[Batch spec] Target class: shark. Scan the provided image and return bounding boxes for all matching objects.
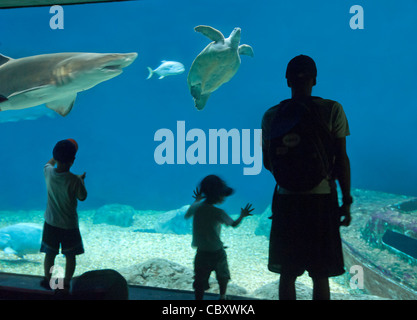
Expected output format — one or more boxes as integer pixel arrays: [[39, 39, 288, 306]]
[[0, 52, 138, 117]]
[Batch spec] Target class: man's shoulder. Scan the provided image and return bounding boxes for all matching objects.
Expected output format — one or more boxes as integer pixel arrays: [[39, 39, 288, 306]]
[[262, 101, 285, 124], [265, 99, 291, 113], [263, 97, 343, 122], [314, 97, 342, 109], [263, 104, 279, 116]]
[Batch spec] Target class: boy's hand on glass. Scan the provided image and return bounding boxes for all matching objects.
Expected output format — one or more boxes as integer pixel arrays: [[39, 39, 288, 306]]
[[192, 187, 205, 202], [241, 203, 254, 217]]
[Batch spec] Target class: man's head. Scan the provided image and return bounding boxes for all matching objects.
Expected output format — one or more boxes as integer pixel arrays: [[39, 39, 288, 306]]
[[286, 55, 317, 91], [199, 175, 234, 204], [53, 139, 77, 164]]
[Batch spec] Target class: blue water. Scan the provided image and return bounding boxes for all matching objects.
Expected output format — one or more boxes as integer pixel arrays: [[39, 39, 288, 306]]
[[0, 0, 416, 213]]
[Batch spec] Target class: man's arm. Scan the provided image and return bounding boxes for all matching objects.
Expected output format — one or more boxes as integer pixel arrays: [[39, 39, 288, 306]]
[[333, 137, 352, 226], [261, 110, 273, 172], [262, 146, 271, 172]]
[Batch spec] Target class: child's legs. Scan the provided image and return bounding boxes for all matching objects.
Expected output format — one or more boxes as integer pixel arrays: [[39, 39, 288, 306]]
[[65, 254, 76, 284], [214, 249, 231, 298], [193, 251, 213, 300], [44, 253, 57, 280], [40, 223, 60, 282], [218, 278, 228, 296], [193, 269, 211, 300], [61, 227, 84, 284]]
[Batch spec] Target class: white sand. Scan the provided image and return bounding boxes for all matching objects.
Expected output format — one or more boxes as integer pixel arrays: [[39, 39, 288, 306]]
[[0, 209, 351, 297]]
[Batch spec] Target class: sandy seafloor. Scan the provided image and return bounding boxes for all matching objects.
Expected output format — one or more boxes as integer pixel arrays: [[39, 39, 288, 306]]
[[0, 188, 415, 299]]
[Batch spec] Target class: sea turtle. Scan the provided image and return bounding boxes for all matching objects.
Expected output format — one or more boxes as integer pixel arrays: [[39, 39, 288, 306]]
[[187, 25, 254, 110]]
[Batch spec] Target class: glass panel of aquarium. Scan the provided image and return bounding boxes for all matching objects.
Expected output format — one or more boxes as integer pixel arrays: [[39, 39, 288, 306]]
[[0, 0, 416, 300]]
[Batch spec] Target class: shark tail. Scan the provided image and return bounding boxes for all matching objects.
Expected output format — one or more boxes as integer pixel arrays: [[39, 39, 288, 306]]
[[146, 67, 154, 80]]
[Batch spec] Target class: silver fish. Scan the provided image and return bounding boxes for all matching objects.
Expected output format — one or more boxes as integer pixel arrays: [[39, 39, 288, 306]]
[[147, 60, 185, 79]]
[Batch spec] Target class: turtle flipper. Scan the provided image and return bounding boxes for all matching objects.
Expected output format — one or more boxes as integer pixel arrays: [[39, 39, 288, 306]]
[[190, 83, 202, 100], [194, 25, 225, 42], [194, 93, 210, 111], [238, 44, 254, 57]]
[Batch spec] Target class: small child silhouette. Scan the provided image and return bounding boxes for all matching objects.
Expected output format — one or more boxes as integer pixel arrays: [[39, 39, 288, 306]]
[[185, 175, 253, 300]]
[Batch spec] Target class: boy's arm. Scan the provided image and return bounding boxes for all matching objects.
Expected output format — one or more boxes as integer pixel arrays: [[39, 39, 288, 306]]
[[185, 188, 204, 219], [46, 158, 56, 167], [78, 181, 87, 201], [184, 206, 194, 220], [74, 172, 87, 201], [230, 203, 254, 227]]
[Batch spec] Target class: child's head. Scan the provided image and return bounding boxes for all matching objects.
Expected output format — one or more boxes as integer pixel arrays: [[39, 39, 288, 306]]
[[199, 175, 234, 204], [66, 138, 78, 152], [53, 139, 77, 165]]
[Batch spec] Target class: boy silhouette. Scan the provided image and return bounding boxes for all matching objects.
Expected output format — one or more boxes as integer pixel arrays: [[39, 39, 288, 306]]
[[40, 139, 87, 292]]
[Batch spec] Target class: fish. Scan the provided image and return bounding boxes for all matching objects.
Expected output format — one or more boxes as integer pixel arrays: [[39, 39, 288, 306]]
[[146, 60, 185, 79], [0, 52, 138, 117], [0, 223, 42, 258]]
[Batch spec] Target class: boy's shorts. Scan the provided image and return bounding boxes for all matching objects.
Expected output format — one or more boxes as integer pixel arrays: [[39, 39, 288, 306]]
[[40, 222, 84, 256], [193, 248, 231, 291]]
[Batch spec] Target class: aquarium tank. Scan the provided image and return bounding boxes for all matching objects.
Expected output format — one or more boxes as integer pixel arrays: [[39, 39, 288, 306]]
[[0, 0, 416, 300]]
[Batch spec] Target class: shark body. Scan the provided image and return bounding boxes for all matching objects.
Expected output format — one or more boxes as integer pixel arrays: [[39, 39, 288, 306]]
[[0, 52, 137, 116]]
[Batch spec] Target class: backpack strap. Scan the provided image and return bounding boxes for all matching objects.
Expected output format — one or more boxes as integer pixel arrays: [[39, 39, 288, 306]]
[[301, 96, 332, 137], [300, 96, 335, 180]]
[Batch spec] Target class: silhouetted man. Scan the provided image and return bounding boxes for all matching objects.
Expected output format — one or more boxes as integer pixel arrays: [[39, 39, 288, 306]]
[[262, 55, 352, 300]]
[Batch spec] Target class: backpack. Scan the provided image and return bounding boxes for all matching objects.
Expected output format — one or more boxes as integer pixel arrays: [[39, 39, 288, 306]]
[[267, 96, 334, 192]]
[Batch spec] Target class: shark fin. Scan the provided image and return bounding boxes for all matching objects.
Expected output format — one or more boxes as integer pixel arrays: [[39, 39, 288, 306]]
[[46, 94, 77, 117], [9, 85, 54, 100], [0, 54, 12, 67], [0, 95, 8, 103]]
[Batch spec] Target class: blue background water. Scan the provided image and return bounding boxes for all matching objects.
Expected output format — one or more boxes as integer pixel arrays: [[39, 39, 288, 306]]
[[0, 0, 416, 214]]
